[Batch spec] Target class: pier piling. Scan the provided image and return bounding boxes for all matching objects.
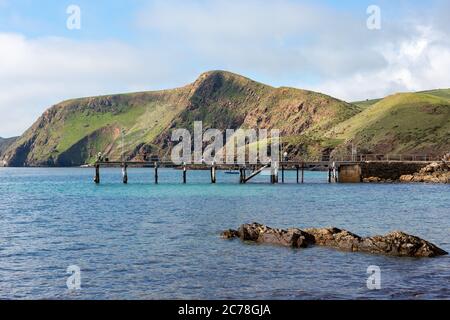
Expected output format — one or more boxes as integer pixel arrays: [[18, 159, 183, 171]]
[[154, 161, 159, 184], [275, 162, 279, 183], [271, 162, 279, 184], [270, 164, 274, 184], [94, 164, 100, 184], [328, 167, 331, 183], [122, 163, 128, 184], [239, 167, 245, 184], [183, 162, 187, 184], [211, 164, 216, 183]]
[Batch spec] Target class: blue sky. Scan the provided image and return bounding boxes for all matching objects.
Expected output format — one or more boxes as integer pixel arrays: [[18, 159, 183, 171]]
[[0, 0, 449, 136]]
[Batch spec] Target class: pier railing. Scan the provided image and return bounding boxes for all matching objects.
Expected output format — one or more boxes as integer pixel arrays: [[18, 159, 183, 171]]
[[290, 153, 444, 163], [93, 152, 444, 166]]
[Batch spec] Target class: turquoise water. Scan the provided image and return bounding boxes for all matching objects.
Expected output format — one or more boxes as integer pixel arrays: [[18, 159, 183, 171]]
[[0, 167, 449, 300]]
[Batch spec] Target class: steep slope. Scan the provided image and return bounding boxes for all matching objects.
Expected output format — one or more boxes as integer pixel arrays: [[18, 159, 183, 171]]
[[3, 88, 192, 166], [2, 71, 358, 166], [327, 91, 450, 157], [155, 71, 360, 159], [0, 137, 18, 159]]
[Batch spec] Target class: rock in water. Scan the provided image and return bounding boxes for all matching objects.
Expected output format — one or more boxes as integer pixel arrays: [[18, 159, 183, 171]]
[[359, 231, 448, 257], [221, 223, 448, 258], [303, 227, 362, 252], [221, 229, 240, 239], [221, 222, 314, 248], [400, 161, 450, 183]]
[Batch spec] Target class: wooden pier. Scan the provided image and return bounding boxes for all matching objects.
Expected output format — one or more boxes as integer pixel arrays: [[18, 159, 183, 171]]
[[92, 158, 435, 184], [92, 160, 326, 184]]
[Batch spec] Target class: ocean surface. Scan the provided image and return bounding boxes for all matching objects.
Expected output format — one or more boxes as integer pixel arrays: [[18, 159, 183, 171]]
[[0, 167, 448, 300]]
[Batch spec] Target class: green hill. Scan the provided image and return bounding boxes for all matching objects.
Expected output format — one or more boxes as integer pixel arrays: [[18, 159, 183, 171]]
[[328, 90, 450, 157], [1, 71, 359, 166], [2, 72, 449, 166]]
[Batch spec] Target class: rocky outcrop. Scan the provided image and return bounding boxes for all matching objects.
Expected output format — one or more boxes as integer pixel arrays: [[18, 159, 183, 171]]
[[400, 161, 450, 183], [222, 224, 315, 248], [358, 231, 447, 257], [222, 223, 448, 258], [303, 227, 362, 251]]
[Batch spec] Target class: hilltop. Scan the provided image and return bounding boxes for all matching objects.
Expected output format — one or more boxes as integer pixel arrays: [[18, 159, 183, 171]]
[[1, 71, 449, 166]]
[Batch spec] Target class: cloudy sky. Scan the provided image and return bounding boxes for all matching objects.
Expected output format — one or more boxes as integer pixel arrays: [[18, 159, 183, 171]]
[[0, 0, 449, 137]]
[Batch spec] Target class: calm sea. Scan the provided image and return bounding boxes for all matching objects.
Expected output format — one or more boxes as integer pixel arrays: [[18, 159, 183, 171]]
[[0, 167, 449, 299]]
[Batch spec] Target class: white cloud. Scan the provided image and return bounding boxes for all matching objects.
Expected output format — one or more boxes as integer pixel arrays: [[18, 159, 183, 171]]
[[309, 26, 450, 101], [137, 0, 450, 101], [1, 0, 449, 136], [0, 33, 189, 137], [136, 0, 389, 78]]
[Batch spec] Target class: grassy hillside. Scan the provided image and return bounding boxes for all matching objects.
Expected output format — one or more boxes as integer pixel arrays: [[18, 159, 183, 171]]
[[3, 86, 192, 166], [2, 72, 449, 166], [2, 71, 358, 166], [328, 91, 450, 156], [418, 88, 450, 100], [156, 71, 360, 160]]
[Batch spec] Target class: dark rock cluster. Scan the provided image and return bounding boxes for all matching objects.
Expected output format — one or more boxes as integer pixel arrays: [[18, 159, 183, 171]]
[[222, 223, 448, 258]]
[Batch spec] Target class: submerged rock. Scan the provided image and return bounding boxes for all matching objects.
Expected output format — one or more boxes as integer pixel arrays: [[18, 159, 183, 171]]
[[222, 223, 448, 258]]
